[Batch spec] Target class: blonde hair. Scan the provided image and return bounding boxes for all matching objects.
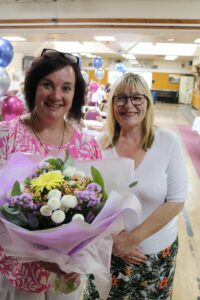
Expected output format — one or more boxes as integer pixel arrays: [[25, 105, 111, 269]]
[[102, 72, 154, 150]]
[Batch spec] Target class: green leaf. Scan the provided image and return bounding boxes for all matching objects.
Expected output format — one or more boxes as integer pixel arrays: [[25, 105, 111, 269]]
[[66, 281, 77, 293], [65, 149, 69, 161], [129, 181, 138, 188], [26, 212, 39, 229], [11, 181, 21, 196], [91, 166, 108, 200], [91, 166, 104, 188], [0, 205, 28, 227], [45, 158, 62, 170], [62, 156, 74, 171], [0, 203, 20, 215], [57, 158, 64, 166]]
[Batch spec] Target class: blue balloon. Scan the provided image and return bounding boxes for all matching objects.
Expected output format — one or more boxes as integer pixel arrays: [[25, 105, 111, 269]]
[[116, 62, 125, 73], [93, 57, 103, 69], [95, 68, 104, 80], [0, 38, 14, 67]]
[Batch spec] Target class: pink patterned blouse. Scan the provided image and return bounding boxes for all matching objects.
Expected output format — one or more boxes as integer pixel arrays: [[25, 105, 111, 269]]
[[0, 116, 101, 293]]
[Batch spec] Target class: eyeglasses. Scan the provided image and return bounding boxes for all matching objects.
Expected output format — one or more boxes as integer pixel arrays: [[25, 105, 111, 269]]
[[41, 48, 79, 65], [112, 93, 147, 107]]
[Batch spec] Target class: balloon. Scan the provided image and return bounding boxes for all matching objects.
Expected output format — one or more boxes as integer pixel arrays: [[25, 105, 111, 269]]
[[1, 96, 24, 121], [0, 67, 10, 96], [89, 82, 98, 93], [93, 57, 103, 69], [115, 62, 125, 73], [81, 70, 89, 83], [0, 38, 14, 68], [95, 68, 104, 81]]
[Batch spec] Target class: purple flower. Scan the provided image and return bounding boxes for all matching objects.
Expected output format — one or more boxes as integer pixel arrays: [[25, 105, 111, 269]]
[[9, 192, 34, 210], [87, 183, 102, 193], [87, 196, 101, 207], [19, 193, 32, 201]]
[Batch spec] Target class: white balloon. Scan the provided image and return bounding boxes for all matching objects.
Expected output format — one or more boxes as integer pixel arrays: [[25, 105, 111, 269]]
[[0, 67, 10, 96], [95, 68, 104, 80]]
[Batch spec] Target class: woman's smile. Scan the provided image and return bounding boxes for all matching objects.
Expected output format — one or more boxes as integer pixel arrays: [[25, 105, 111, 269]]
[[45, 102, 65, 109]]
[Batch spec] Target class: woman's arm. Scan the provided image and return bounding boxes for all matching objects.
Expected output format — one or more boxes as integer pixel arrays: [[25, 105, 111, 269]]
[[113, 201, 184, 264]]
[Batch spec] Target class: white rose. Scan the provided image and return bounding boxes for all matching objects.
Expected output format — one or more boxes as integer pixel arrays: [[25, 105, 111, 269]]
[[48, 189, 62, 200], [60, 204, 69, 212], [72, 214, 85, 221], [47, 197, 61, 210], [40, 205, 52, 216], [74, 170, 85, 177], [63, 166, 77, 177], [51, 210, 65, 224], [61, 195, 78, 208]]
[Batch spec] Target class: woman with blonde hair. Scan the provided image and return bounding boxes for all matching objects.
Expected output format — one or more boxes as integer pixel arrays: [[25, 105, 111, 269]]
[[84, 72, 187, 300]]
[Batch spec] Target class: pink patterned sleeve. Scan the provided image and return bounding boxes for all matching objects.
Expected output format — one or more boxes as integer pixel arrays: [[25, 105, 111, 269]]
[[0, 121, 10, 166], [89, 136, 102, 159], [67, 129, 102, 160], [0, 245, 51, 292]]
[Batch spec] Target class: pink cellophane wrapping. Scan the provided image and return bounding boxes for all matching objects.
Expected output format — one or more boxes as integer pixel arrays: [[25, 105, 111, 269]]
[[0, 152, 141, 300]]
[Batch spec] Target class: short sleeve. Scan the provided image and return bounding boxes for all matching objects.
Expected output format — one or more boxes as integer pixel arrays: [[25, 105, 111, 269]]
[[166, 134, 188, 202]]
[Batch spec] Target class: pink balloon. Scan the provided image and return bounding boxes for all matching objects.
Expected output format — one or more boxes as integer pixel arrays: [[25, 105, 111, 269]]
[[89, 82, 98, 93], [1, 96, 24, 121]]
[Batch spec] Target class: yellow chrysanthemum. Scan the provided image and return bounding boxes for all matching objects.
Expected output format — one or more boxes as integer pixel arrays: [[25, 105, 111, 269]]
[[31, 171, 65, 193]]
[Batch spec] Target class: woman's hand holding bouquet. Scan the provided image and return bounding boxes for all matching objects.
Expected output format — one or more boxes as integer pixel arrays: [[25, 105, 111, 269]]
[[0, 150, 141, 299]]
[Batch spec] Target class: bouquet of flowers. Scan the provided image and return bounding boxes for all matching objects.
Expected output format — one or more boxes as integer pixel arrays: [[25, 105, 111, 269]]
[[0, 151, 141, 299], [0, 150, 108, 231]]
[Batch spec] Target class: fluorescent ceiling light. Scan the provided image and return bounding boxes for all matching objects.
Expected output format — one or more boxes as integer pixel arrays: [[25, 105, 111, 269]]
[[53, 41, 83, 52], [128, 42, 197, 56], [122, 53, 136, 59], [164, 55, 178, 60], [194, 38, 200, 44], [94, 36, 116, 42], [53, 41, 115, 54], [3, 36, 26, 42]]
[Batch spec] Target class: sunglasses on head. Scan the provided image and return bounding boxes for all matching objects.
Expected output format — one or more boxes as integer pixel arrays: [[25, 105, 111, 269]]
[[41, 48, 79, 65]]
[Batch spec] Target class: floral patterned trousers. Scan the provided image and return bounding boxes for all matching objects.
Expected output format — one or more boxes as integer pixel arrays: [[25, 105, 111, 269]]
[[83, 238, 178, 300]]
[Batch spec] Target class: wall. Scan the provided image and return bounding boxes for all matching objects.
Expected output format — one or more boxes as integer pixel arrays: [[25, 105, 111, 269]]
[[88, 69, 108, 85], [152, 72, 180, 91]]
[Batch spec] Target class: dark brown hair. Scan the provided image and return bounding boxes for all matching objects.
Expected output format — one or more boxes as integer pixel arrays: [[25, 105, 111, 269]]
[[24, 52, 86, 121]]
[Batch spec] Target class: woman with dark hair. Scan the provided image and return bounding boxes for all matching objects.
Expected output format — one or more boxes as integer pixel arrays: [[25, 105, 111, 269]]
[[84, 73, 187, 300], [0, 49, 101, 300]]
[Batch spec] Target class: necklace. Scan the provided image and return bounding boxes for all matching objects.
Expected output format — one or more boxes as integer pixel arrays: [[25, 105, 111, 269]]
[[30, 113, 66, 154]]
